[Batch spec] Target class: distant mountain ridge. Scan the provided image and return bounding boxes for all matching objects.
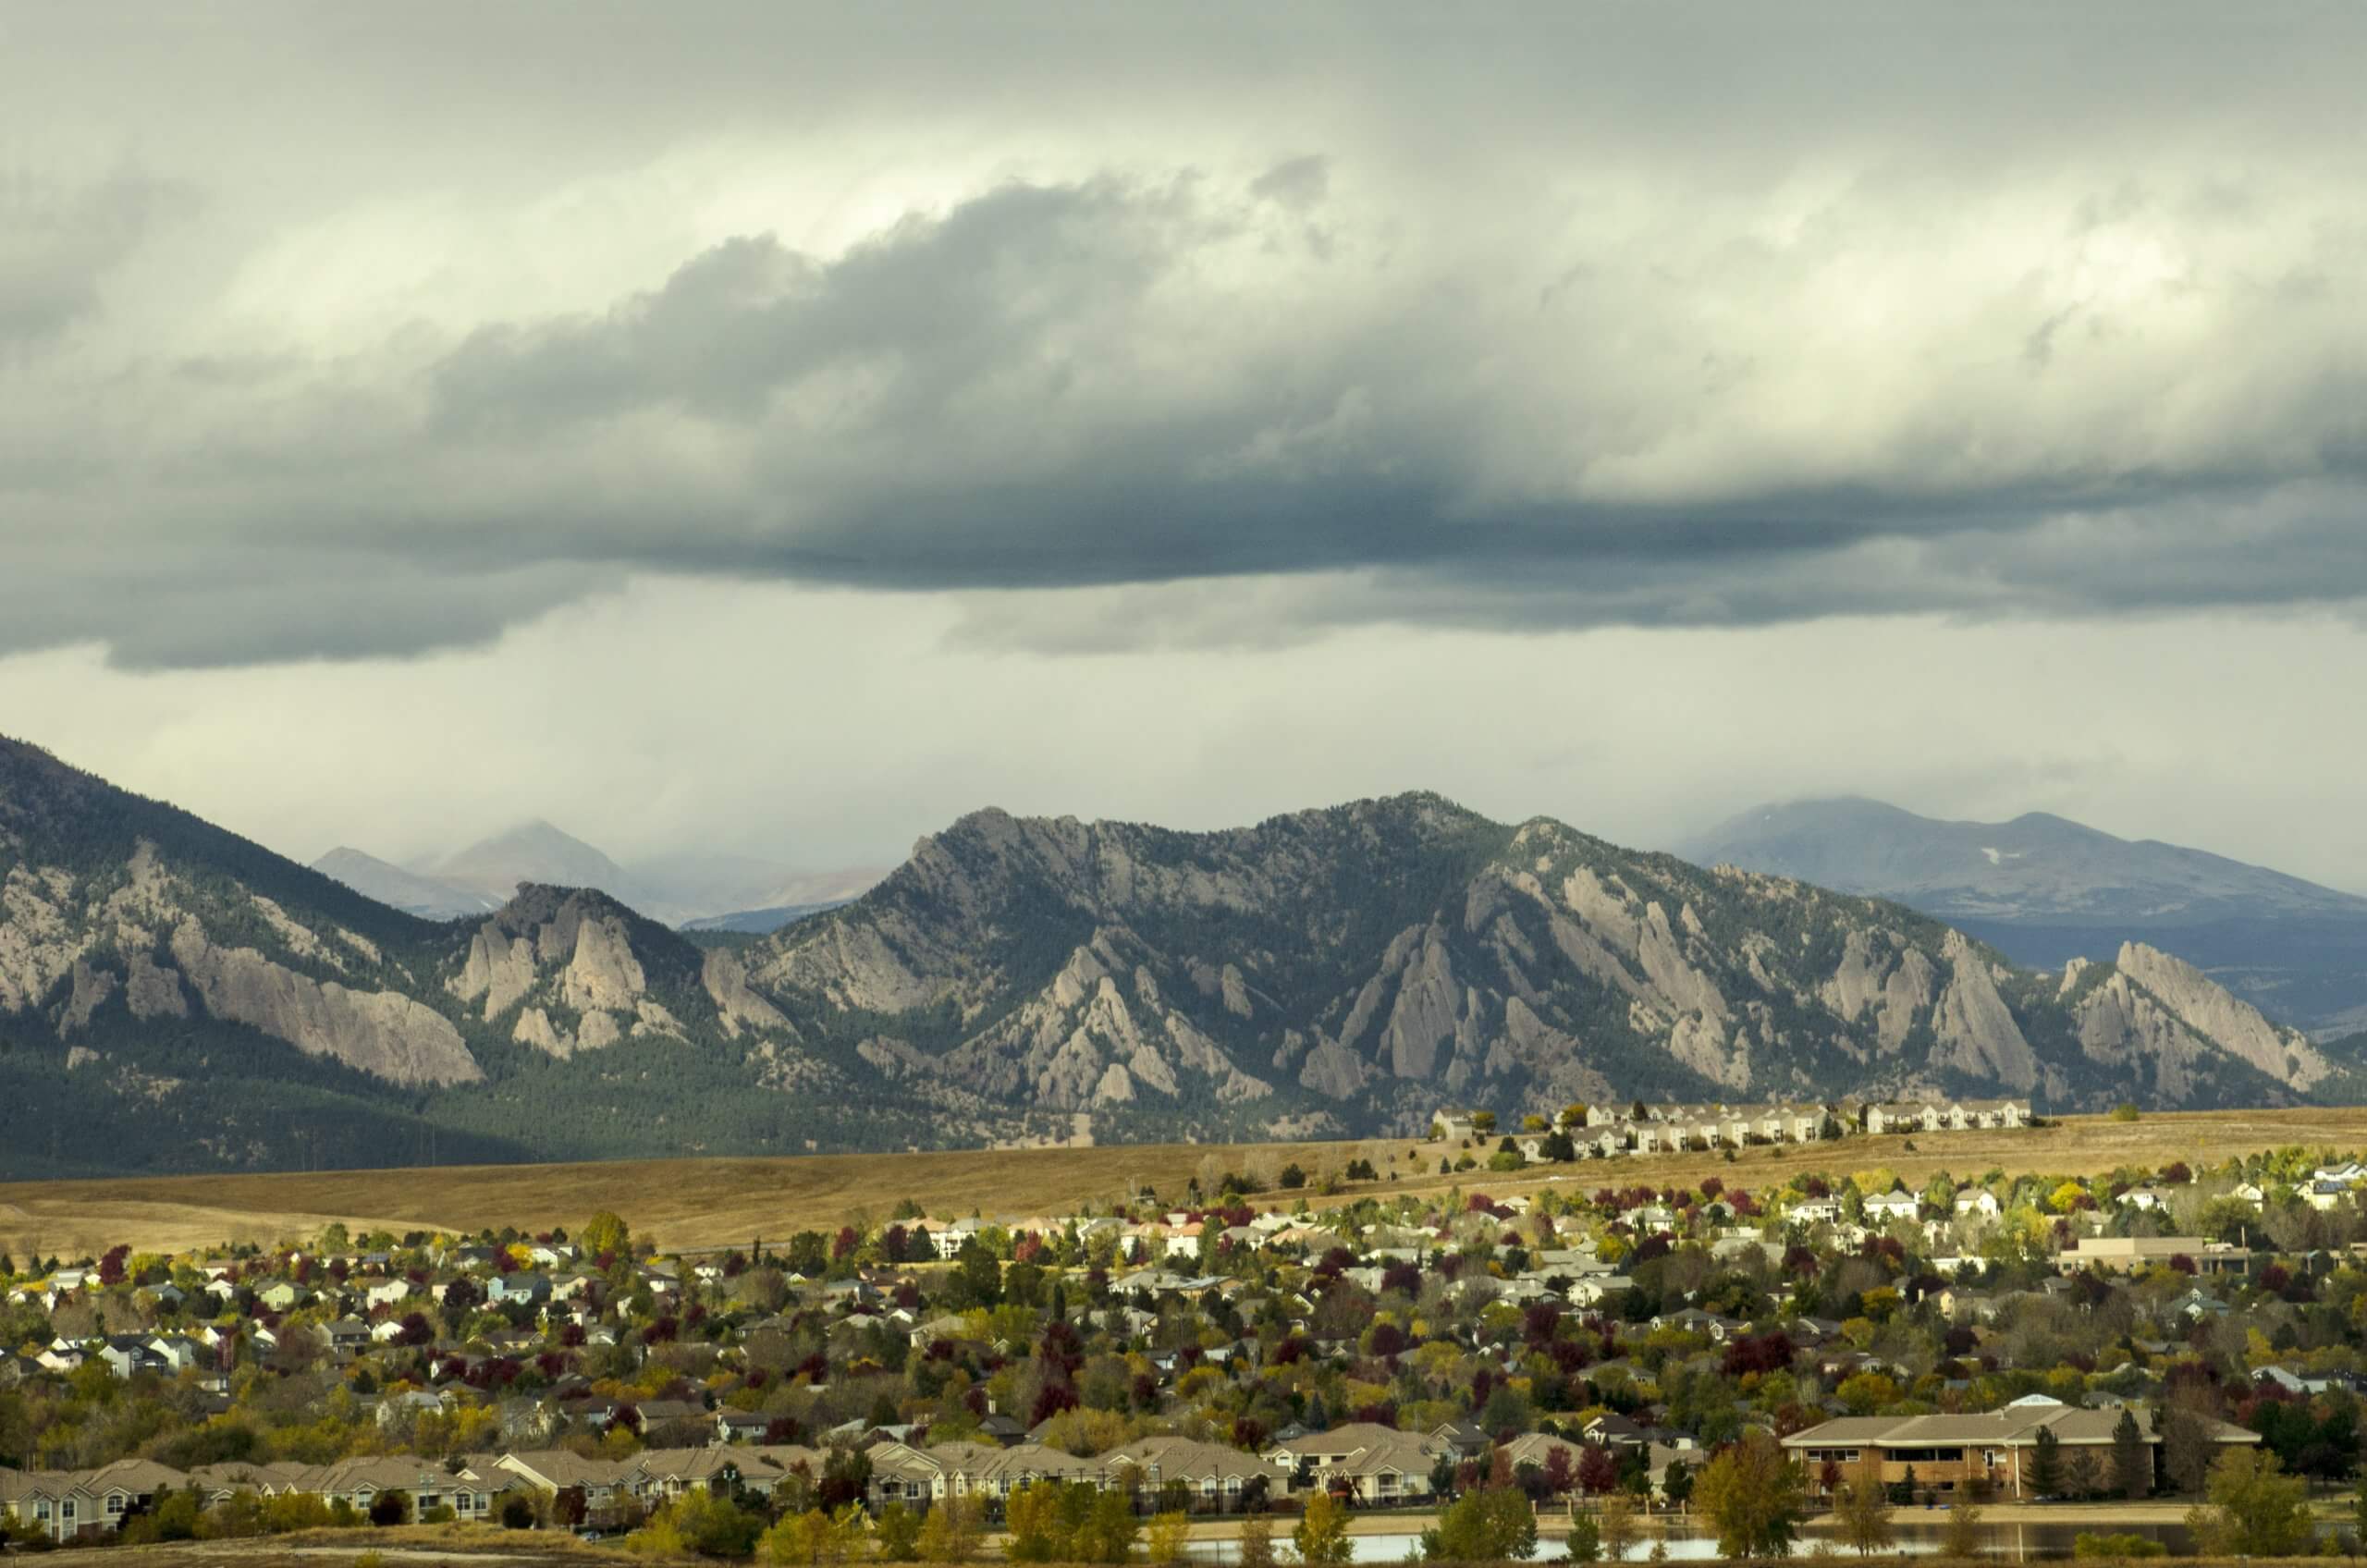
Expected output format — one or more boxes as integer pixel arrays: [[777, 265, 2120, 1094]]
[[311, 847, 496, 920], [313, 824, 884, 930], [1683, 798, 2367, 1035], [5, 733, 2362, 1177]]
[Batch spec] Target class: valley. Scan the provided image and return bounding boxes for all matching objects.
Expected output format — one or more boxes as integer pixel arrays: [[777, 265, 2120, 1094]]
[[5, 1104, 2361, 1263]]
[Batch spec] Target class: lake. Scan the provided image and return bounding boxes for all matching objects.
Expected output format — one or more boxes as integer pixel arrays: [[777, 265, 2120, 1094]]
[[1177, 1514, 2200, 1562]]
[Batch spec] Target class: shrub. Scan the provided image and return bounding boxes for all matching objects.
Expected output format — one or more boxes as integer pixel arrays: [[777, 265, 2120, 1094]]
[[2072, 1533, 2165, 1558], [2111, 1104, 2141, 1122]]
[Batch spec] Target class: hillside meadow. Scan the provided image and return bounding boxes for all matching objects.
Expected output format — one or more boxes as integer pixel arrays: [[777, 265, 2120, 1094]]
[[5, 1106, 2362, 1262]]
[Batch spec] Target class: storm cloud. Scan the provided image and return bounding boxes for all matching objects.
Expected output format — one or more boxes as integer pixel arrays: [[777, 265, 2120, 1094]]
[[4, 3, 2367, 668]]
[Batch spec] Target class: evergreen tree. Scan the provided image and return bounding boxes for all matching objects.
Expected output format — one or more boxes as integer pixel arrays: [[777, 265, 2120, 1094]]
[[2112, 1408, 2152, 1500], [2030, 1427, 2063, 1496]]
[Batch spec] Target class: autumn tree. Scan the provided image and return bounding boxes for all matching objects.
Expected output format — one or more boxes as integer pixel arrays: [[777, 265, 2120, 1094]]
[[1598, 1491, 1640, 1562], [1294, 1492, 1354, 1565], [1834, 1457, 1895, 1557], [2188, 1449, 2312, 1557], [1696, 1432, 1807, 1561]]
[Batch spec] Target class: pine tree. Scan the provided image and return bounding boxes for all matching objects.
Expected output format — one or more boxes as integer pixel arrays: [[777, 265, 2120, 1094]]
[[2113, 1408, 2152, 1500], [2030, 1427, 2063, 1496]]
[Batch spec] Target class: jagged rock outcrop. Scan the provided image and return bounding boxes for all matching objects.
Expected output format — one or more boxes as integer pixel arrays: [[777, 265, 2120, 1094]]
[[2114, 940, 2326, 1089], [703, 947, 793, 1037], [452, 927, 538, 1020], [745, 792, 2350, 1127], [1931, 931, 2040, 1090]]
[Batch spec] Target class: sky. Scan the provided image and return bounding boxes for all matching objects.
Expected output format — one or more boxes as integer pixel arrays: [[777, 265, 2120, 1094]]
[[3, 4, 2364, 888]]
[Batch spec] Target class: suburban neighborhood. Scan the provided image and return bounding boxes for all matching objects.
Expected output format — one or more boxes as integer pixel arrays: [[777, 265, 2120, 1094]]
[[2, 1100, 2362, 1561]]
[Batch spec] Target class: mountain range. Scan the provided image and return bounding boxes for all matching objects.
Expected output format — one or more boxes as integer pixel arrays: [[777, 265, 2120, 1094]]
[[4, 733, 2362, 1178], [312, 823, 882, 929], [1683, 798, 2367, 1038]]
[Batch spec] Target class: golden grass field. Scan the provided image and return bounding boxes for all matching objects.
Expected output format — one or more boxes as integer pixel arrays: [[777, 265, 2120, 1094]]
[[4, 1105, 2363, 1263]]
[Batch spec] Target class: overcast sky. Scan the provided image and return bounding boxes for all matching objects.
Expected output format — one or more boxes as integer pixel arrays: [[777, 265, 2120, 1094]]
[[4, 4, 2364, 888]]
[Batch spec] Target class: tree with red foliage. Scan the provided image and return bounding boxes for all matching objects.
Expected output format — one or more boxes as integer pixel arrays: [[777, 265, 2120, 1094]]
[[1543, 1444, 1576, 1497], [2162, 1161, 2192, 1184], [1369, 1321, 1408, 1357], [1699, 1177, 1724, 1199], [2169, 1254, 2199, 1275], [832, 1227, 859, 1261], [1722, 1330, 1794, 1378], [1381, 1261, 1422, 1295], [1577, 1443, 1618, 1496], [1030, 1380, 1078, 1425]]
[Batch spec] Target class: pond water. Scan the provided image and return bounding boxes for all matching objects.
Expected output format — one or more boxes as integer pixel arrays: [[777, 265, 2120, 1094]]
[[1177, 1516, 2200, 1562]]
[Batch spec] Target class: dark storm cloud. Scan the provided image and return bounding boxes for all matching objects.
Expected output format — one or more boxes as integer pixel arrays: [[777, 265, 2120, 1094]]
[[5, 3, 2367, 666]]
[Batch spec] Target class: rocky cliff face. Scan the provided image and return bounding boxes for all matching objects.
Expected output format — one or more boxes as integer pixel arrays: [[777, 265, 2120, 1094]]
[[746, 794, 2347, 1133], [0, 834, 479, 1087]]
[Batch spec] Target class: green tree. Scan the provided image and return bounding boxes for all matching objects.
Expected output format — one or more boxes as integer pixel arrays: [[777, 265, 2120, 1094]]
[[1695, 1432, 1806, 1560], [874, 1503, 921, 1562], [2189, 1448, 2312, 1557], [1660, 1461, 1692, 1512], [1294, 1491, 1355, 1565], [2029, 1427, 2063, 1496], [644, 1493, 767, 1560], [1428, 1488, 1538, 1562], [949, 1240, 1002, 1309], [915, 1493, 983, 1563], [2111, 1409, 2151, 1501], [582, 1210, 632, 1259], [1564, 1513, 1602, 1563]]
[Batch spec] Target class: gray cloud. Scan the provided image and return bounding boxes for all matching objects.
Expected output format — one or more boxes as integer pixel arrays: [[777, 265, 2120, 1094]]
[[5, 5, 2367, 667], [0, 171, 172, 349]]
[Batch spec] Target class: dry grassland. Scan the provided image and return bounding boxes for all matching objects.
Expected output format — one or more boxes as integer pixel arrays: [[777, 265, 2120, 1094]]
[[4, 1106, 2363, 1262]]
